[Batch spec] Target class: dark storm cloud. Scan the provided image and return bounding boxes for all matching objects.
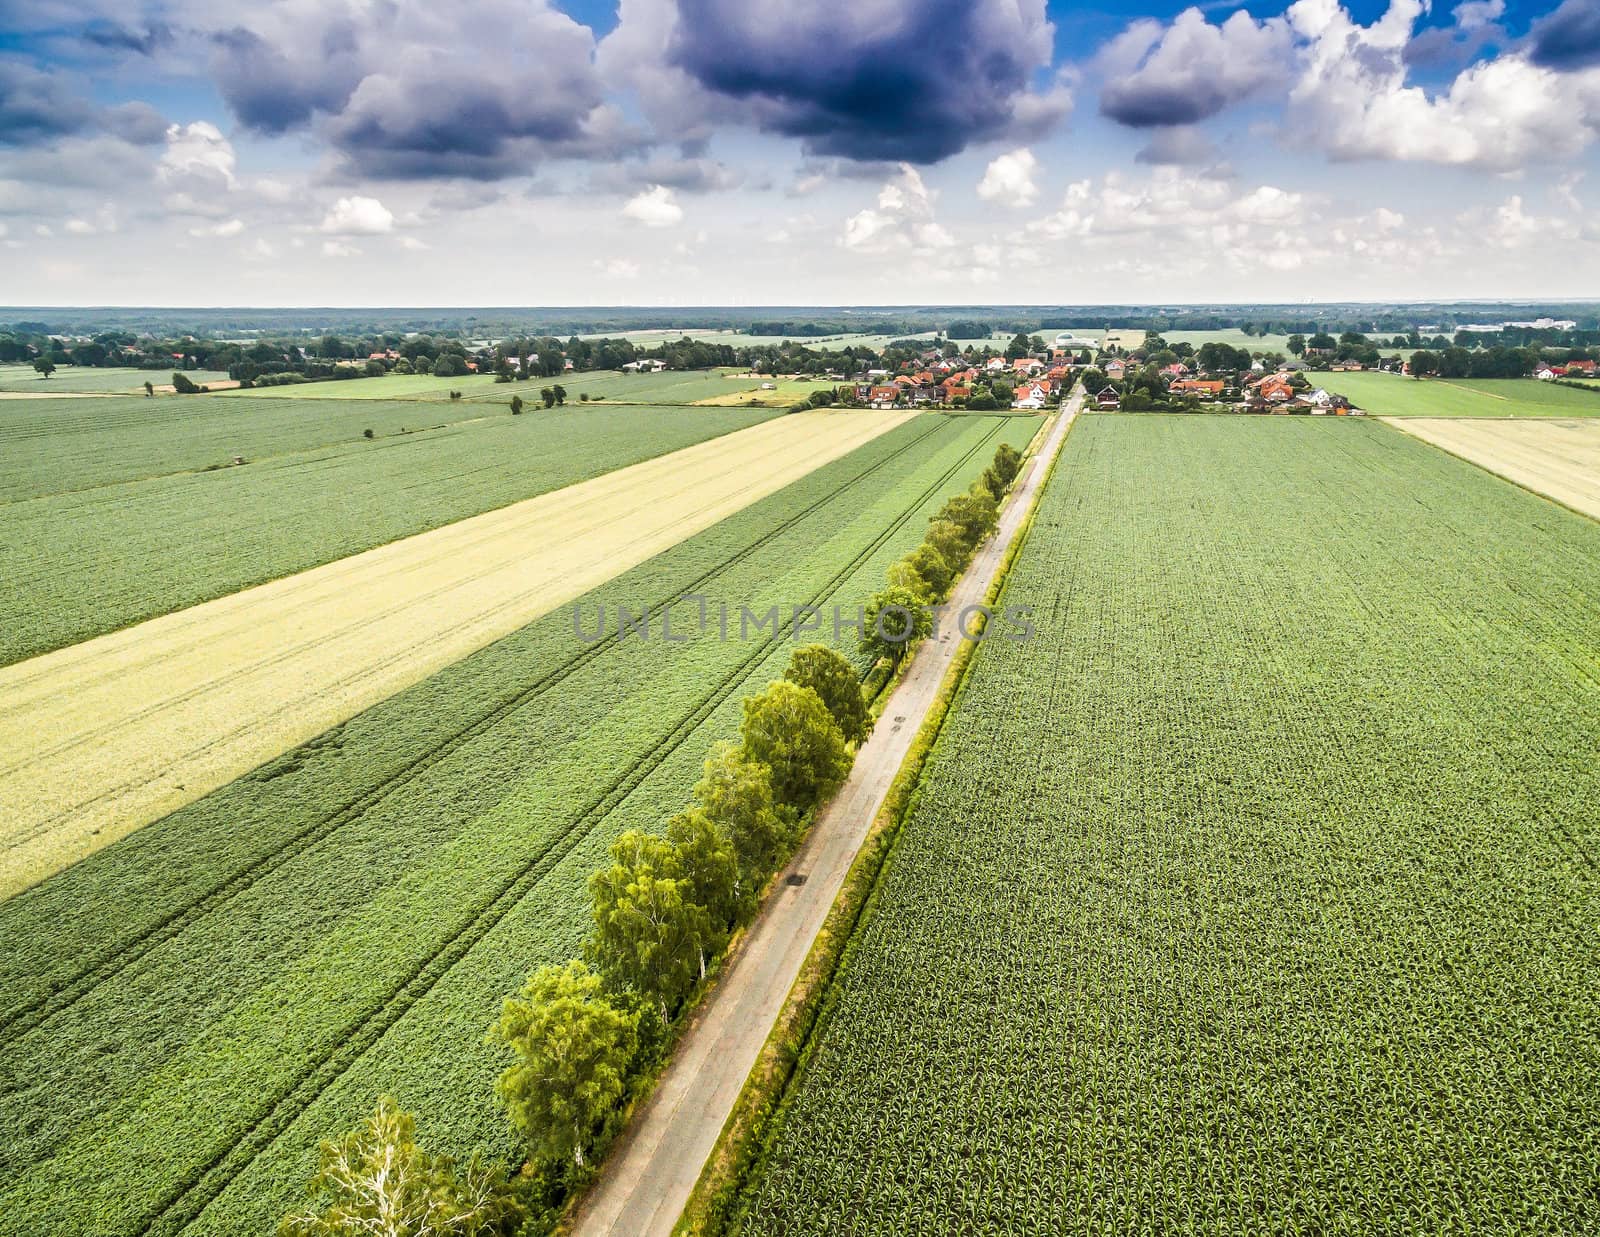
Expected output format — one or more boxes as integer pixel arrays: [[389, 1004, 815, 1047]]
[[1528, 0, 1600, 70], [664, 0, 1059, 163], [204, 1, 628, 180], [0, 59, 98, 145], [1102, 80, 1233, 127]]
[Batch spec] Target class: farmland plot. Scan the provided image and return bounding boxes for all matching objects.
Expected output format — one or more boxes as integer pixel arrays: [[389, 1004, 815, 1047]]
[[0, 403, 775, 664], [217, 367, 769, 405], [0, 364, 231, 394], [0, 413, 1038, 1237], [1330, 372, 1600, 417], [0, 394, 511, 501], [0, 410, 909, 894], [734, 415, 1600, 1234], [1386, 417, 1600, 519]]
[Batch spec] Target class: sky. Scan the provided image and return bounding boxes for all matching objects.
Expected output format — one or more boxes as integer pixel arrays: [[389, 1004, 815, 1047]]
[[1, 0, 1598, 306]]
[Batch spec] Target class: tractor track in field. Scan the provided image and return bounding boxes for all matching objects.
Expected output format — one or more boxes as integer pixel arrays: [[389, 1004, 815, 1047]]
[[0, 418, 954, 1042], [128, 415, 1009, 1237]]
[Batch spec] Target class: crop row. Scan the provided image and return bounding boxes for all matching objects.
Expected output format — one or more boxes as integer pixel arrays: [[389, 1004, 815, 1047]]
[[0, 403, 775, 665], [0, 413, 1039, 1236], [731, 415, 1600, 1234]]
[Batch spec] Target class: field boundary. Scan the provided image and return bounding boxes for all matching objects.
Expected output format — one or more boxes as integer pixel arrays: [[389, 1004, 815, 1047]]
[[1380, 417, 1600, 523], [674, 405, 1075, 1237]]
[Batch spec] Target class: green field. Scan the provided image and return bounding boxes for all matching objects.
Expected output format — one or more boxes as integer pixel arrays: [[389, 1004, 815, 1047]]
[[0, 365, 232, 394], [1, 403, 779, 665], [0, 413, 1038, 1237], [0, 394, 514, 500], [215, 368, 817, 405], [1328, 372, 1600, 417], [733, 415, 1600, 1233]]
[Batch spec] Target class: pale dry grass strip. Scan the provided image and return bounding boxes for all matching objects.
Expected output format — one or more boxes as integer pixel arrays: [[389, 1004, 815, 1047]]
[[1384, 417, 1600, 521], [0, 410, 913, 896]]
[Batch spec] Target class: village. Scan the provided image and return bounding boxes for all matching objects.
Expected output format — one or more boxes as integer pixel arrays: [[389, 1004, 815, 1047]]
[[843, 330, 1368, 416]]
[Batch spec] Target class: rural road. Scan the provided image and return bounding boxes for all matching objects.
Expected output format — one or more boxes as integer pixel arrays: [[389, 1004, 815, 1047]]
[[573, 388, 1082, 1237]]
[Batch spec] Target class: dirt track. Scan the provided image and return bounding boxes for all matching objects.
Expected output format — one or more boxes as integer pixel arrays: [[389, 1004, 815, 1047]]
[[1384, 417, 1600, 520], [0, 411, 910, 897]]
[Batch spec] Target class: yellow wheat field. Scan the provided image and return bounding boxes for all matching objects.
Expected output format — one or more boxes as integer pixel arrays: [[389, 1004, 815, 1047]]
[[0, 410, 912, 897], [1384, 417, 1600, 521]]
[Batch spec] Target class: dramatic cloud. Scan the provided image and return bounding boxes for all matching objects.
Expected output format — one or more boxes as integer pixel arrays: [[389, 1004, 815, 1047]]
[[206, 0, 626, 179], [1528, 0, 1600, 70], [1288, 0, 1600, 168], [1099, 9, 1291, 127], [606, 0, 1069, 163], [977, 149, 1040, 206], [621, 184, 684, 227], [0, 61, 98, 145]]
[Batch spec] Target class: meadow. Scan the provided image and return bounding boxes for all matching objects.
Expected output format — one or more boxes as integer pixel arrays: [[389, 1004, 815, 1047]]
[[0, 364, 231, 394], [1, 402, 776, 665], [216, 367, 772, 404], [1327, 372, 1600, 416], [732, 414, 1600, 1233], [0, 413, 1039, 1237]]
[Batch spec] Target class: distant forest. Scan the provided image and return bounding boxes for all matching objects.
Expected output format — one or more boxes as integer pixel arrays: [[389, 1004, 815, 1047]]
[[5, 302, 1599, 340]]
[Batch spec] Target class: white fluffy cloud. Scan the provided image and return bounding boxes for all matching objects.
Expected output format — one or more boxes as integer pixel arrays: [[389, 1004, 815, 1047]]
[[621, 184, 684, 227], [841, 165, 955, 253], [1100, 8, 1292, 127], [977, 149, 1040, 206], [1097, 0, 1600, 170], [158, 122, 236, 215], [320, 195, 395, 235], [1287, 0, 1600, 168]]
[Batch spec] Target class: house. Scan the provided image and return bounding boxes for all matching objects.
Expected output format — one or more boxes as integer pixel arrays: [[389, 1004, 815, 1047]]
[[945, 385, 972, 401], [1103, 358, 1128, 379], [1095, 386, 1120, 409], [1170, 379, 1225, 397], [1329, 360, 1364, 372], [868, 384, 901, 407], [1567, 359, 1597, 376], [1012, 357, 1045, 377], [984, 356, 1009, 373], [621, 358, 666, 373], [1013, 381, 1050, 410], [1252, 375, 1296, 403], [1161, 362, 1190, 377], [1535, 365, 1558, 380]]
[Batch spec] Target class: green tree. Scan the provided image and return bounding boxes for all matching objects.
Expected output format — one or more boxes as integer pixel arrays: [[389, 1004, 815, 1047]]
[[783, 643, 868, 744], [143, 380, 154, 398], [1286, 333, 1306, 357], [489, 960, 639, 1171], [664, 808, 740, 936], [923, 518, 969, 573], [588, 832, 714, 1016], [905, 541, 954, 598], [693, 742, 786, 897], [171, 371, 199, 394], [552, 384, 567, 405], [510, 395, 524, 415], [33, 358, 55, 378], [861, 584, 934, 670], [1005, 331, 1032, 359], [739, 680, 851, 813], [965, 389, 999, 411], [540, 386, 556, 408], [938, 489, 999, 551], [978, 465, 1006, 502], [279, 1097, 521, 1237], [992, 442, 1022, 488]]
